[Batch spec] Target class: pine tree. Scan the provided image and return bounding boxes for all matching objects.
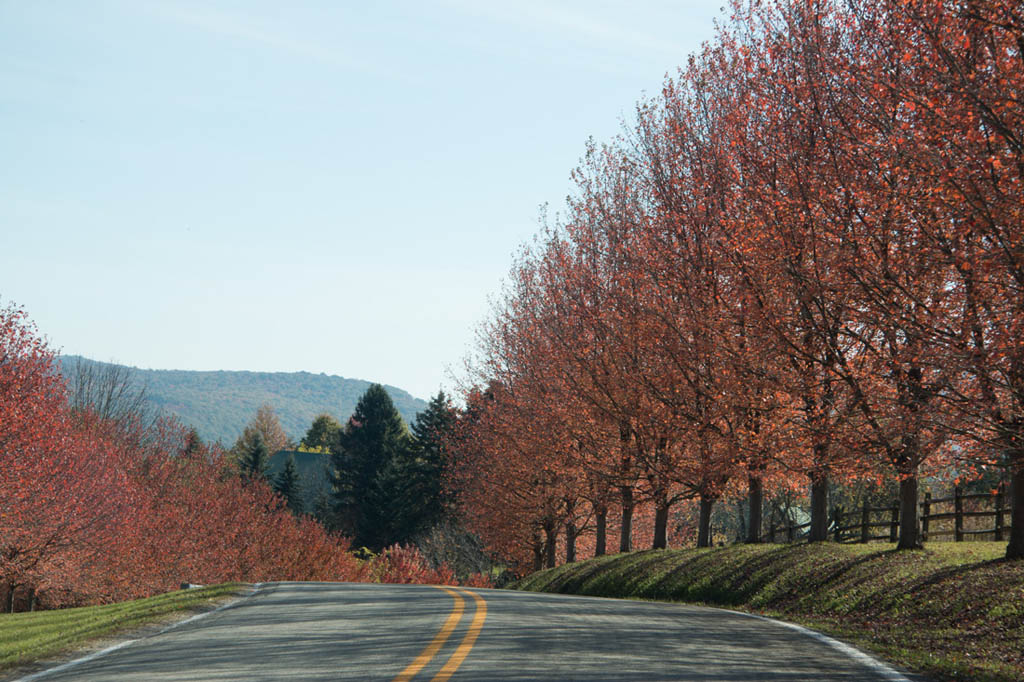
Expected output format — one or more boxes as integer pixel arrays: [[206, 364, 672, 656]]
[[240, 432, 269, 480], [329, 384, 411, 550], [407, 391, 457, 533], [312, 488, 334, 526], [274, 454, 303, 513]]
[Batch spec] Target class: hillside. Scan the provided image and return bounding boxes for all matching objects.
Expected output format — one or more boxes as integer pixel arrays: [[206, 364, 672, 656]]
[[58, 356, 429, 444], [514, 543, 1024, 682]]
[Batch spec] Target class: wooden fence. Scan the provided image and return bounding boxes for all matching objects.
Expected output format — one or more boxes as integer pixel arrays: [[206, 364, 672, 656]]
[[763, 485, 1012, 544]]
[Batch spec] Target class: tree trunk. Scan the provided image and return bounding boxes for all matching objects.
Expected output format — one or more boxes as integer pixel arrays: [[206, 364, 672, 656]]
[[697, 495, 715, 547], [532, 533, 543, 572], [809, 474, 829, 542], [746, 475, 763, 543], [1008, 459, 1024, 560], [5, 585, 13, 614], [619, 486, 634, 553], [28, 587, 35, 612], [617, 421, 634, 553], [897, 473, 923, 549], [653, 496, 670, 550], [594, 504, 607, 557], [565, 519, 577, 563], [543, 523, 557, 569]]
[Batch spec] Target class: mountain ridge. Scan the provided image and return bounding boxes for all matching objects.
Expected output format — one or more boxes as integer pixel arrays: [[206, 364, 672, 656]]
[[58, 355, 429, 445]]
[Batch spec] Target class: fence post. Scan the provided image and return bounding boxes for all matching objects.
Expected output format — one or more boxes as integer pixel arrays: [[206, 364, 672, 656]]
[[787, 521, 794, 543], [995, 483, 1005, 542], [861, 498, 870, 543], [954, 485, 964, 542], [833, 505, 843, 543], [890, 503, 899, 543], [921, 492, 931, 542]]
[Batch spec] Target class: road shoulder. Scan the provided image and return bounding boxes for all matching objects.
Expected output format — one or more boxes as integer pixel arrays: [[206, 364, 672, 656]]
[[1, 584, 260, 682]]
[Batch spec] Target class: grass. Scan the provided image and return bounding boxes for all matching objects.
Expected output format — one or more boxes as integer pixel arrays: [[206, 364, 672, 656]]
[[513, 542, 1023, 682], [0, 583, 248, 673]]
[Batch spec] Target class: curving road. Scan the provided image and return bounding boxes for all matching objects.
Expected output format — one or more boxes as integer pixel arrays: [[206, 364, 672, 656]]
[[16, 582, 913, 681]]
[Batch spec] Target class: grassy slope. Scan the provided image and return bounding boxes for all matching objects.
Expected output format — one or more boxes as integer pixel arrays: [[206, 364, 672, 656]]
[[513, 543, 1023, 682], [0, 583, 247, 673]]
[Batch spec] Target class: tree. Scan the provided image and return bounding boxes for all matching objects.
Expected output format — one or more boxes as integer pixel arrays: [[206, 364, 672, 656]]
[[407, 391, 458, 532], [329, 384, 412, 550], [1, 304, 127, 609], [231, 404, 290, 462], [64, 357, 154, 424], [451, 382, 571, 572], [239, 432, 269, 480], [301, 413, 341, 453], [274, 455, 303, 514], [181, 427, 205, 459], [873, 0, 1024, 559], [63, 357, 164, 456]]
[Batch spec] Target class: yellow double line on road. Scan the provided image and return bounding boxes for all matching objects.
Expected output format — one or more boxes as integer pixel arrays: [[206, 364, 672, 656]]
[[393, 587, 487, 682]]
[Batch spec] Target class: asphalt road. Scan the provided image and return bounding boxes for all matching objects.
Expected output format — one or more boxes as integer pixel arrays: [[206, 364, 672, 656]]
[[18, 582, 912, 681]]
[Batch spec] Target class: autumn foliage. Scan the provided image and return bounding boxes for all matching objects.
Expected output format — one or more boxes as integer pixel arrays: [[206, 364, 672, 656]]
[[0, 304, 483, 612], [451, 0, 1024, 570]]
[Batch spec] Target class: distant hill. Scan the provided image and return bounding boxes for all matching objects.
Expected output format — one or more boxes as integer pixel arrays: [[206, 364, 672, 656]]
[[57, 356, 429, 445]]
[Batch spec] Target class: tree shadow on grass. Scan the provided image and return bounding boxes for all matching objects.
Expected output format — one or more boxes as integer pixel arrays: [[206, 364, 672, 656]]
[[643, 545, 795, 605]]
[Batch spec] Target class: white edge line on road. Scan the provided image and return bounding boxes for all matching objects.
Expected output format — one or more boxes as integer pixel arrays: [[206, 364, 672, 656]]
[[13, 583, 266, 682], [726, 609, 912, 682]]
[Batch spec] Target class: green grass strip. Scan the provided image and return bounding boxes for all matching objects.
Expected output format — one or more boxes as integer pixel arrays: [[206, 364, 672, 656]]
[[0, 583, 248, 672], [513, 543, 1023, 682]]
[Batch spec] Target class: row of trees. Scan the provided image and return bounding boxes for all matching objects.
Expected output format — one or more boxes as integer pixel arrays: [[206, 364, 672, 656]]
[[450, 0, 1023, 570]]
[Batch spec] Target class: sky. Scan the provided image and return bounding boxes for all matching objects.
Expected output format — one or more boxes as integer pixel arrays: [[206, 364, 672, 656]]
[[2, 1, 723, 401]]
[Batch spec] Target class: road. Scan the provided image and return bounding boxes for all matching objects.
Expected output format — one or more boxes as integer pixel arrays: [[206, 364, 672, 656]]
[[18, 582, 912, 681]]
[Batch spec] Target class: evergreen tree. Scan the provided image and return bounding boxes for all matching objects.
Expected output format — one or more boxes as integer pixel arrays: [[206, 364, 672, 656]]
[[370, 452, 423, 546], [312, 487, 334, 526], [329, 384, 412, 549], [407, 391, 457, 533], [274, 454, 303, 513], [240, 432, 269, 480]]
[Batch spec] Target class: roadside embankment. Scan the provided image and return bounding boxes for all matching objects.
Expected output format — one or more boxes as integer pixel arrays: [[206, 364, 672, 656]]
[[512, 543, 1022, 682]]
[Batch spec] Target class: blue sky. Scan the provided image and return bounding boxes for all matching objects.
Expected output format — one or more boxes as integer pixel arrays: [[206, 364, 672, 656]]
[[2, 1, 722, 401]]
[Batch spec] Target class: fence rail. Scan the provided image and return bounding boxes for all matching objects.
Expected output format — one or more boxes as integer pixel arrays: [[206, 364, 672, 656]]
[[762, 485, 1012, 544]]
